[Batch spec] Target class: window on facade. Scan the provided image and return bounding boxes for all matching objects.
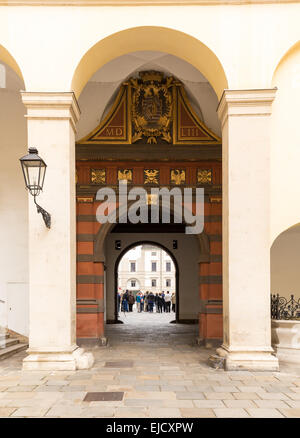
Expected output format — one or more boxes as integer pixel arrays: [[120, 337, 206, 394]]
[[130, 262, 136, 272], [151, 279, 156, 287], [151, 262, 157, 272], [151, 251, 157, 256], [166, 262, 171, 272], [166, 279, 171, 287], [131, 280, 136, 288]]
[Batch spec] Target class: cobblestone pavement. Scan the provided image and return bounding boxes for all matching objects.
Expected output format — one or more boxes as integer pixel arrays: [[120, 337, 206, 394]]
[[1, 310, 300, 418]]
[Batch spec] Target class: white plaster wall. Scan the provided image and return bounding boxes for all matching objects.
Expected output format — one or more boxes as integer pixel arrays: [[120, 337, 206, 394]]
[[271, 225, 300, 300], [105, 232, 199, 321], [0, 63, 28, 335], [0, 3, 299, 92]]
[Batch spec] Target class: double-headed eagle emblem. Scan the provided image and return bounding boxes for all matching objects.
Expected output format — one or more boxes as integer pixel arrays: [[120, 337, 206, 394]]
[[131, 71, 173, 144]]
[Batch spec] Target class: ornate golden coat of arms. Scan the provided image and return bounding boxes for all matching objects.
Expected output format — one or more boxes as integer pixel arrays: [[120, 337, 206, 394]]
[[131, 71, 173, 144]]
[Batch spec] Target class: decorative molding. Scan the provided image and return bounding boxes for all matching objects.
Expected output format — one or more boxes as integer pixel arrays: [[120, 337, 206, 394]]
[[78, 85, 130, 144], [1, 0, 297, 5], [90, 168, 106, 184], [76, 143, 222, 161], [173, 86, 221, 145], [210, 196, 222, 203], [170, 169, 186, 185], [76, 196, 94, 203], [144, 169, 160, 185], [21, 91, 80, 133], [217, 88, 277, 128], [77, 213, 223, 223], [118, 169, 133, 183], [197, 168, 212, 185]]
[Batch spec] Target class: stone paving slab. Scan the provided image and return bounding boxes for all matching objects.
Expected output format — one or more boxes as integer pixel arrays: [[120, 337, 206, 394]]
[[0, 312, 300, 417], [180, 408, 216, 418], [213, 408, 250, 418], [246, 408, 285, 418]]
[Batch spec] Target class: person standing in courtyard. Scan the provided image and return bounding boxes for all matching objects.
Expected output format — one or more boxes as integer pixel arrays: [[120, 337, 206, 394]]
[[128, 291, 135, 312], [157, 293, 163, 313], [147, 291, 155, 313], [136, 292, 141, 312], [144, 292, 149, 312], [171, 292, 176, 313], [164, 291, 171, 312], [161, 291, 166, 312], [140, 293, 144, 312], [117, 290, 121, 314], [122, 289, 129, 312], [155, 293, 159, 312]]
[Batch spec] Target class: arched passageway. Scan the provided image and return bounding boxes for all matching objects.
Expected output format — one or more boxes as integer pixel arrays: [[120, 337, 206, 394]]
[[114, 242, 179, 324]]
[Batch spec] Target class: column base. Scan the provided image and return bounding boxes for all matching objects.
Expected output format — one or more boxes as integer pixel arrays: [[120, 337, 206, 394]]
[[22, 346, 94, 371], [77, 337, 108, 347], [197, 337, 222, 348], [215, 345, 279, 371]]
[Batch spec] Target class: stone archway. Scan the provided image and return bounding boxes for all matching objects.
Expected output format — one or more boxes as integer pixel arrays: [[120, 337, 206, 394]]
[[71, 26, 228, 100]]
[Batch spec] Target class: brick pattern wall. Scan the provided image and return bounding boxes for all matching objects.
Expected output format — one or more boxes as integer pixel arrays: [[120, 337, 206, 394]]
[[76, 160, 222, 344]]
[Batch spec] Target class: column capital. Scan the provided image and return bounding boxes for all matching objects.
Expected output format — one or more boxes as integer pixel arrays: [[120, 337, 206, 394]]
[[21, 91, 80, 132], [217, 88, 277, 127]]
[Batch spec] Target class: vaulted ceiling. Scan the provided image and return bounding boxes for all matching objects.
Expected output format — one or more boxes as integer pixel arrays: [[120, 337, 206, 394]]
[[76, 51, 221, 141]]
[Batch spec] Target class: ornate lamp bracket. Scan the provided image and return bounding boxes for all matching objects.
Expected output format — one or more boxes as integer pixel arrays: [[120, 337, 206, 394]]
[[34, 196, 51, 229]]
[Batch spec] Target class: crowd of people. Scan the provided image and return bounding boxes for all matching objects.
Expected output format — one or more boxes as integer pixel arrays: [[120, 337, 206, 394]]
[[117, 290, 176, 314]]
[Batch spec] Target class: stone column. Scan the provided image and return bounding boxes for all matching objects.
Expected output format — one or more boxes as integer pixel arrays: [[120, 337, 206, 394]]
[[21, 92, 94, 370], [216, 89, 279, 371]]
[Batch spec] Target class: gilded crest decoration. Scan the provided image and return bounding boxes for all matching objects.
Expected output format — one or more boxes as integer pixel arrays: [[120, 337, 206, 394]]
[[197, 169, 212, 185], [91, 169, 106, 184], [118, 169, 133, 183], [170, 169, 186, 185], [131, 71, 173, 144], [144, 169, 159, 185]]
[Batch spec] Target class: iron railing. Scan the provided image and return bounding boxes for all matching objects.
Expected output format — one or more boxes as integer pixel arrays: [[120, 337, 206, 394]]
[[271, 294, 300, 320]]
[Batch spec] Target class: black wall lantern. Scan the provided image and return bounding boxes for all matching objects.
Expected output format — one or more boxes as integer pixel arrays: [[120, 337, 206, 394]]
[[20, 148, 51, 228]]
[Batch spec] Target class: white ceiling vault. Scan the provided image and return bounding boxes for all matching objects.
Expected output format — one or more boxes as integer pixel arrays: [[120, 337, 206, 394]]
[[76, 51, 221, 140]]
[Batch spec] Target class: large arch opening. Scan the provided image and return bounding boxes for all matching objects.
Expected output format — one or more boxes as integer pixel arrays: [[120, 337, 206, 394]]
[[75, 39, 223, 350]]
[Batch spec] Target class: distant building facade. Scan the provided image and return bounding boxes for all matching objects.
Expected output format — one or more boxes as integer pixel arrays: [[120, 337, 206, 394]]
[[118, 245, 175, 294]]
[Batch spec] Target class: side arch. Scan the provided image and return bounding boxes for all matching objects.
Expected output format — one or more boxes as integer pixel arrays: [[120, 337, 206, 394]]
[[270, 40, 300, 244], [271, 223, 300, 300], [272, 40, 300, 84], [0, 44, 24, 83], [71, 26, 228, 100]]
